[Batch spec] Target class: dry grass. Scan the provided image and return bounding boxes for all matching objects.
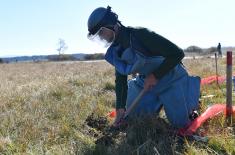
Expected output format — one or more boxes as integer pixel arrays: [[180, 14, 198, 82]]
[[0, 57, 234, 155], [0, 61, 115, 154]]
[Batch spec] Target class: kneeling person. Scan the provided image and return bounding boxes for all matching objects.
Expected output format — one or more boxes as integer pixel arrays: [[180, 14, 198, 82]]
[[87, 6, 201, 128]]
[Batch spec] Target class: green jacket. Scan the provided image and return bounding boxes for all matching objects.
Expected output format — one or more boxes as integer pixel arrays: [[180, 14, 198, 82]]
[[114, 27, 184, 109]]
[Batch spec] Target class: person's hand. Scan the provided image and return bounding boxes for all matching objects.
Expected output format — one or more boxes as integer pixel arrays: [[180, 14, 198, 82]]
[[144, 74, 158, 91], [112, 108, 125, 127]]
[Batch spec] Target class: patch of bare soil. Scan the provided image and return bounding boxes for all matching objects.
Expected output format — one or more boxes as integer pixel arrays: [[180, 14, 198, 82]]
[[85, 113, 108, 132], [85, 113, 121, 146], [84, 114, 186, 154]]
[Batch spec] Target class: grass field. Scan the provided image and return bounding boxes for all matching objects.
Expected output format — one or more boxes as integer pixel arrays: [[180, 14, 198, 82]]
[[0, 58, 234, 155]]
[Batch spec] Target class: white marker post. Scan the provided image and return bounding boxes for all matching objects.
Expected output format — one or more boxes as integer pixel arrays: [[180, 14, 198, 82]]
[[226, 51, 233, 126]]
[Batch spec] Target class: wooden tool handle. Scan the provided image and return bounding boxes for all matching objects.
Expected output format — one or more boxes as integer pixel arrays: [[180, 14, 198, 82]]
[[124, 89, 146, 118]]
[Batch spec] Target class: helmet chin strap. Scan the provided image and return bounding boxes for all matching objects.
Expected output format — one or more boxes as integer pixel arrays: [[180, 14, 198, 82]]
[[103, 29, 115, 48], [110, 30, 116, 43], [103, 26, 116, 43], [109, 23, 122, 42]]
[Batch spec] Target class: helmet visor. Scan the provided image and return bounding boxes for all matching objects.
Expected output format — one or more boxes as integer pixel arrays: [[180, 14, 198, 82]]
[[88, 27, 115, 48]]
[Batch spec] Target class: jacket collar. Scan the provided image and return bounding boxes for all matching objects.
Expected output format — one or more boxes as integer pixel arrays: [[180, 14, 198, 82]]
[[113, 26, 131, 48]]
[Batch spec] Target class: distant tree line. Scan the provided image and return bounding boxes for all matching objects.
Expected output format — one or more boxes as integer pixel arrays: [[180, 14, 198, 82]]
[[184, 46, 217, 54], [84, 53, 104, 60], [47, 54, 77, 61], [47, 53, 105, 61], [0, 46, 224, 64]]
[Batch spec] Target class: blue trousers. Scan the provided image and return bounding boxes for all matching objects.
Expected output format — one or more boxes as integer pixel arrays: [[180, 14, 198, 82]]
[[126, 74, 200, 128]]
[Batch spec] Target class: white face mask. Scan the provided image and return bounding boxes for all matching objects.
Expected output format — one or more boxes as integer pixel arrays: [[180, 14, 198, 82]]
[[88, 27, 115, 48]]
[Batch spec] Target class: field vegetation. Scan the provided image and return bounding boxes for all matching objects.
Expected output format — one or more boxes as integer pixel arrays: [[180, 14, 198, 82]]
[[0, 57, 234, 154]]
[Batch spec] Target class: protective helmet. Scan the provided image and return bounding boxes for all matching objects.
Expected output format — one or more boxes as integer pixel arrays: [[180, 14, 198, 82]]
[[87, 6, 118, 36]]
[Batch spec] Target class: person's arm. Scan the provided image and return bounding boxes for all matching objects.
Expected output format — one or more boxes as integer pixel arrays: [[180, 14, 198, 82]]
[[112, 70, 127, 126], [115, 70, 128, 109], [134, 28, 184, 79], [153, 48, 184, 79]]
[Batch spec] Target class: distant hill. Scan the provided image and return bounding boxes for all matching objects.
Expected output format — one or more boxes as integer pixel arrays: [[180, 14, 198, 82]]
[[184, 46, 235, 56], [1, 46, 234, 63], [1, 53, 86, 63]]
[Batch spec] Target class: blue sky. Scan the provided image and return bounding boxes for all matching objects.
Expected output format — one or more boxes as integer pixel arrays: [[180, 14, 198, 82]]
[[0, 0, 234, 57]]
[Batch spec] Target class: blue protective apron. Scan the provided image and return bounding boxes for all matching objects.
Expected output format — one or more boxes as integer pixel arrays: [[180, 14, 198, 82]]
[[105, 41, 200, 128]]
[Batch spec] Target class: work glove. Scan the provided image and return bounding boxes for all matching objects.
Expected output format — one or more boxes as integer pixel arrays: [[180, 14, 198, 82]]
[[112, 108, 125, 127]]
